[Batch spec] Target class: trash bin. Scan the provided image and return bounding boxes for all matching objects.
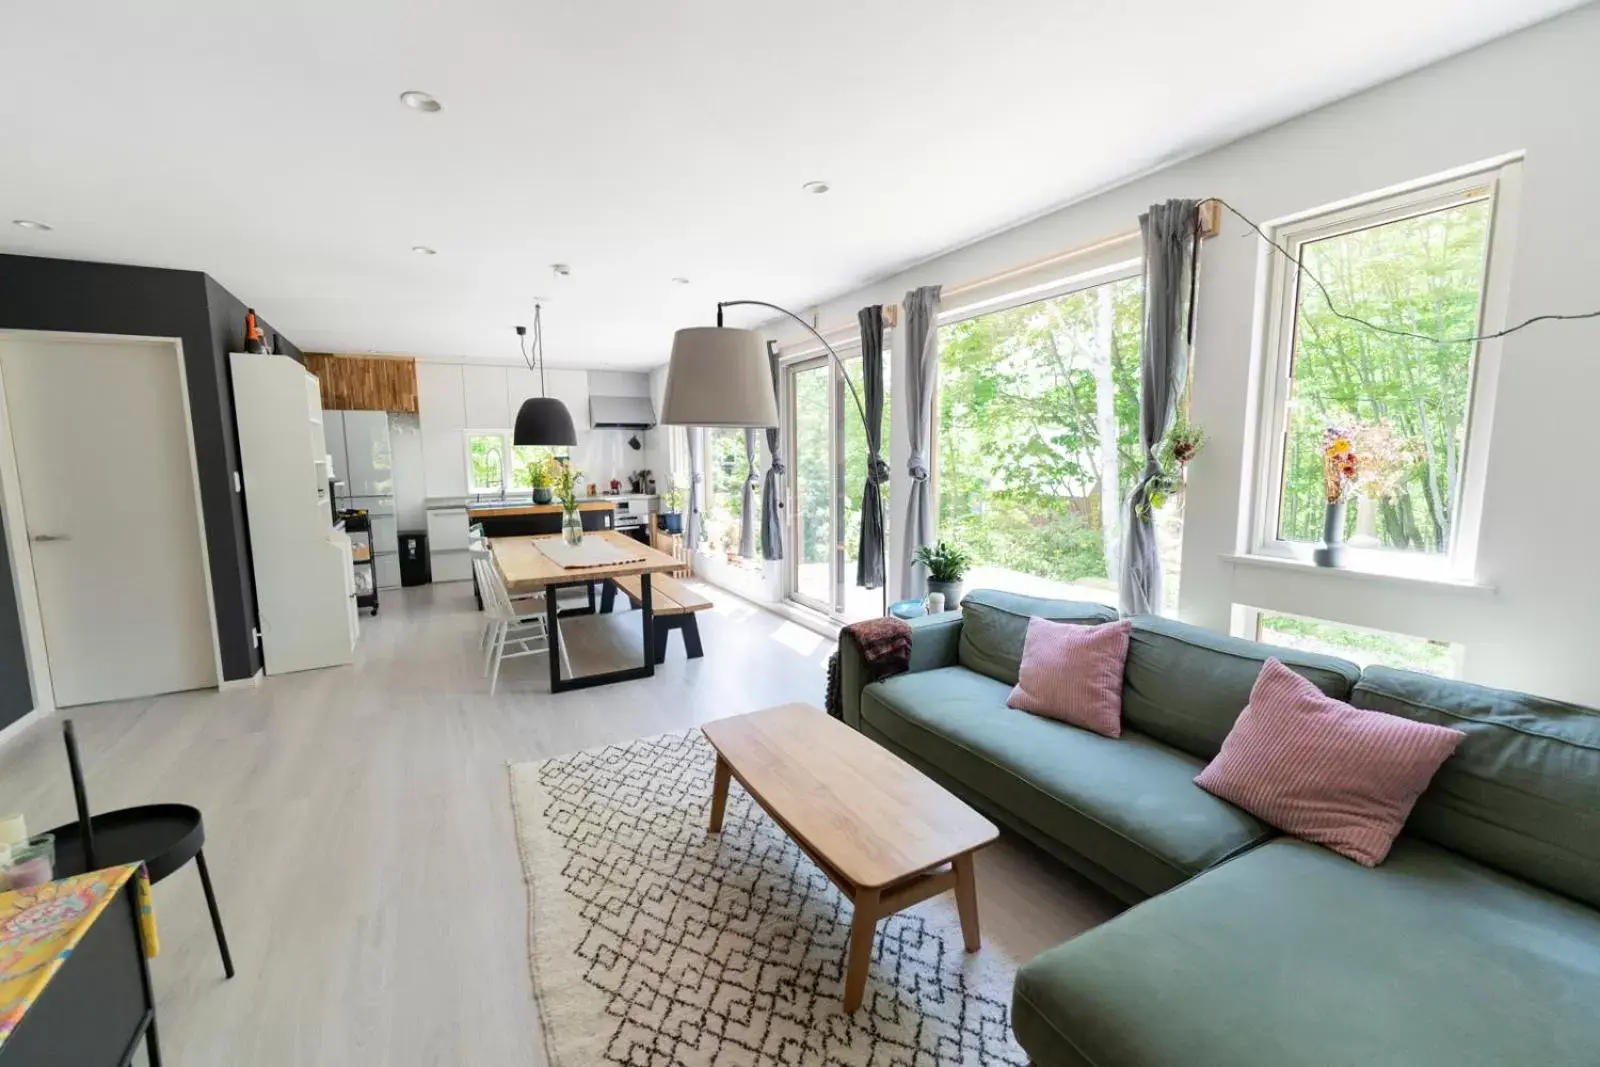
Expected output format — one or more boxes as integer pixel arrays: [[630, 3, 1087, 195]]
[[399, 531, 431, 586]]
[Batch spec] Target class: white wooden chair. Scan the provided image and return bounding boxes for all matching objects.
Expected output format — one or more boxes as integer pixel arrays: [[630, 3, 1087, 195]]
[[478, 555, 568, 693]]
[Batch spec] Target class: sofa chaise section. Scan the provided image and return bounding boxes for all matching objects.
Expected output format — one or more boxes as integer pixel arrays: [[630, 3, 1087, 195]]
[[1014, 835, 1600, 1067]]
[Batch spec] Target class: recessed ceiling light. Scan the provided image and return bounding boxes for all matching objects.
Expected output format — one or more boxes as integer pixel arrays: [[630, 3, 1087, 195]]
[[801, 180, 831, 195], [12, 219, 52, 231], [551, 263, 571, 277], [671, 277, 691, 285], [412, 245, 437, 256], [399, 90, 442, 113]]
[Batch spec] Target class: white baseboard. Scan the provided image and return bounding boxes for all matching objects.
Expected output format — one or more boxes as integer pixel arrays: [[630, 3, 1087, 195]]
[[0, 704, 53, 750], [218, 668, 264, 692]]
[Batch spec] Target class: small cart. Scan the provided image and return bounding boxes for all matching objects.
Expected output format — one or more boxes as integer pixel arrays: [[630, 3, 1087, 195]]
[[341, 509, 379, 616]]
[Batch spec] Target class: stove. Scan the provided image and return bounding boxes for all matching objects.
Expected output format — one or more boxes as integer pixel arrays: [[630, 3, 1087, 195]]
[[610, 493, 653, 544]]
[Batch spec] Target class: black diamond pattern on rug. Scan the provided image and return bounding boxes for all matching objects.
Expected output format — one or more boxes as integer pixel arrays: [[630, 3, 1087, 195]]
[[532, 730, 1025, 1066]]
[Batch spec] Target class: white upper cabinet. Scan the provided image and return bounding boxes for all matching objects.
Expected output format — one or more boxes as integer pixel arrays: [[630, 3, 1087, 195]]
[[462, 365, 511, 428], [416, 362, 466, 431]]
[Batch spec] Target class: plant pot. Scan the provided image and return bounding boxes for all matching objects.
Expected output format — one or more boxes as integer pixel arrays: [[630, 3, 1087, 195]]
[[1313, 500, 1346, 568], [660, 512, 683, 534], [532, 487, 553, 504], [926, 579, 965, 610]]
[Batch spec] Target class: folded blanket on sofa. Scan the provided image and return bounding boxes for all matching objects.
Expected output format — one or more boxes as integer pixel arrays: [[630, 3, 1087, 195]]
[[825, 617, 912, 719]]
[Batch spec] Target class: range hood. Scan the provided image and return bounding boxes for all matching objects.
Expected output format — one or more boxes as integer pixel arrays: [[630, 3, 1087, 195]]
[[588, 395, 657, 429]]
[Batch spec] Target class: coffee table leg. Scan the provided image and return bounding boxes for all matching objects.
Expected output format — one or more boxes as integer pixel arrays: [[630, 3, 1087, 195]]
[[708, 755, 731, 833], [843, 887, 880, 1013], [953, 852, 981, 953]]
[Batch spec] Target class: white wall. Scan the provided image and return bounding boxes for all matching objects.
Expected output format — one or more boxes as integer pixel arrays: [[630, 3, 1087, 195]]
[[415, 362, 659, 496], [759, 5, 1600, 704]]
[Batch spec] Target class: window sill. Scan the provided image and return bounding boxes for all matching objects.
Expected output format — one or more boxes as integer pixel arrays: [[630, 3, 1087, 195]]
[[1222, 553, 1494, 596]]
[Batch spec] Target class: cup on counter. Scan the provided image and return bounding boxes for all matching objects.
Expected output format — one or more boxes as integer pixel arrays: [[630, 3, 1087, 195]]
[[924, 592, 946, 614]]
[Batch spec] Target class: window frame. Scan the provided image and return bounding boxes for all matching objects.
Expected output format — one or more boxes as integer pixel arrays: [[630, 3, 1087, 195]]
[[465, 429, 510, 496], [930, 257, 1146, 606], [1249, 158, 1522, 579], [1236, 604, 1466, 679], [465, 431, 572, 496]]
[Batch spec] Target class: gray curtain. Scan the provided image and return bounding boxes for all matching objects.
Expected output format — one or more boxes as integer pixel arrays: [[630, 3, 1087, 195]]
[[739, 428, 758, 558], [1120, 199, 1198, 615], [760, 341, 785, 560], [686, 426, 704, 549], [856, 305, 887, 589], [898, 285, 942, 597]]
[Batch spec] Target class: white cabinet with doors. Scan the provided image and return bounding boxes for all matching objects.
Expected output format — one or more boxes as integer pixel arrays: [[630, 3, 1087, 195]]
[[463, 365, 511, 428]]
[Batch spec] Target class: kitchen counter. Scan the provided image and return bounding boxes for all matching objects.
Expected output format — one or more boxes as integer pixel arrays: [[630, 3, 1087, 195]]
[[465, 500, 614, 519]]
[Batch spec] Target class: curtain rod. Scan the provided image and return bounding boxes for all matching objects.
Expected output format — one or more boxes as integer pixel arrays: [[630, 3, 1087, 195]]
[[777, 202, 1221, 346]]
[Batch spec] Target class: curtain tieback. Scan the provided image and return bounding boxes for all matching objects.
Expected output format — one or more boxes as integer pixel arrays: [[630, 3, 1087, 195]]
[[908, 452, 930, 481], [769, 460, 787, 476], [868, 455, 890, 485]]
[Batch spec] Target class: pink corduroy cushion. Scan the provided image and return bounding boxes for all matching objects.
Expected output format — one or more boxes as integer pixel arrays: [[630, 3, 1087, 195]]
[[1195, 658, 1464, 866], [1007, 617, 1132, 738]]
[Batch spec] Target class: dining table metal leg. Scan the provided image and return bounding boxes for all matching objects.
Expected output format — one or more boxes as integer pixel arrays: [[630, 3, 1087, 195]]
[[546, 582, 562, 692]]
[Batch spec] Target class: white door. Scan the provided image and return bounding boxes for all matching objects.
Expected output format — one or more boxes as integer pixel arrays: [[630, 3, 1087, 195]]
[[0, 335, 216, 706]]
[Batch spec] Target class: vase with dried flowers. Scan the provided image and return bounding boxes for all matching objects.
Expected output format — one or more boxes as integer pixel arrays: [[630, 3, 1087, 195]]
[[1316, 422, 1417, 566], [1315, 427, 1362, 566]]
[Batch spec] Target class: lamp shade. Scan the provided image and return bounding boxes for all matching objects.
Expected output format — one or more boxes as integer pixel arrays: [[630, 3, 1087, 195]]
[[661, 326, 779, 427], [513, 396, 578, 446]]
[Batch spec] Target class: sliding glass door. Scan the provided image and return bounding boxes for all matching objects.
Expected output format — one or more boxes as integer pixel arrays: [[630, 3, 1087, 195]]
[[785, 347, 890, 622]]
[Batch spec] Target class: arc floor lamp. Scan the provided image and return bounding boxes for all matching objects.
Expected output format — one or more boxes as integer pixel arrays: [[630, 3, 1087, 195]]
[[662, 300, 887, 617]]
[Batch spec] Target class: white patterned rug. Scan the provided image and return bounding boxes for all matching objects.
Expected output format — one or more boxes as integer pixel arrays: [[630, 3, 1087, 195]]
[[508, 730, 1029, 1066]]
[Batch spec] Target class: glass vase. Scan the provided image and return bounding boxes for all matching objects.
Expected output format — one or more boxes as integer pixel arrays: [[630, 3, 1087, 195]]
[[562, 508, 583, 546]]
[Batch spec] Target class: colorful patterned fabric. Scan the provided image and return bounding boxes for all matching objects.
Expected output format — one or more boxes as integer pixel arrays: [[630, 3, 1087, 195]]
[[0, 864, 158, 1051], [1195, 659, 1464, 866], [1008, 617, 1133, 738]]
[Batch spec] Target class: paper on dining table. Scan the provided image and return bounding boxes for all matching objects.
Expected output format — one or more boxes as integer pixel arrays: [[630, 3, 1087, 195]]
[[533, 537, 647, 569]]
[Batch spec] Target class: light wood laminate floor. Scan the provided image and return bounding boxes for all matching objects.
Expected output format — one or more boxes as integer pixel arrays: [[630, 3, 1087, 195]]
[[0, 580, 1119, 1066]]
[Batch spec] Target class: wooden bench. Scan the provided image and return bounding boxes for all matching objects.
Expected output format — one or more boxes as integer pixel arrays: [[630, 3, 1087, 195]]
[[601, 574, 711, 663]]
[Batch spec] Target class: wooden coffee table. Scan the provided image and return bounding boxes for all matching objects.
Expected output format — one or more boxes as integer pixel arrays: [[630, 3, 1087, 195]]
[[701, 702, 999, 1013]]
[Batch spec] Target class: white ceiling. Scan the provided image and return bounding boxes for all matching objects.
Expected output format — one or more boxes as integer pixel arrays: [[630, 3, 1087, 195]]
[[0, 0, 1582, 368]]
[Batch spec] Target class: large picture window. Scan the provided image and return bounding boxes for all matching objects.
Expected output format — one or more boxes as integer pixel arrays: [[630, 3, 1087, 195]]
[[1255, 161, 1519, 573], [937, 267, 1180, 609], [466, 431, 568, 495], [702, 428, 760, 556]]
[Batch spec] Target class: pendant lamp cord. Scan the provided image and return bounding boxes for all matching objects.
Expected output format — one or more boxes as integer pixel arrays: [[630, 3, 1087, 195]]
[[538, 305, 550, 396]]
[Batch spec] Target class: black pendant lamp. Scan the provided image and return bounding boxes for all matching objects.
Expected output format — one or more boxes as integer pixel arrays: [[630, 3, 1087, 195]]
[[513, 303, 577, 446]]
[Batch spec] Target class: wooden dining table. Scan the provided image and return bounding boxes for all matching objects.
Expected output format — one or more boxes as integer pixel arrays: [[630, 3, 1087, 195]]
[[489, 531, 684, 692]]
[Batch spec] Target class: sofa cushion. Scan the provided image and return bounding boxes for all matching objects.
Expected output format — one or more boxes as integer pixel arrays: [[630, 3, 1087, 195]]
[[1008, 617, 1132, 738], [1123, 615, 1361, 760], [1354, 667, 1600, 909], [957, 589, 1118, 686], [1196, 659, 1463, 866], [860, 666, 1273, 898], [1014, 836, 1600, 1067]]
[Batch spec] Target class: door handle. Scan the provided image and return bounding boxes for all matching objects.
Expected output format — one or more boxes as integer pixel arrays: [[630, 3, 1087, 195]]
[[31, 534, 71, 543]]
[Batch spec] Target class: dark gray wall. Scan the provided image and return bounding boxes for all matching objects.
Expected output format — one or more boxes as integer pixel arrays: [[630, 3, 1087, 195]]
[[0, 254, 301, 724]]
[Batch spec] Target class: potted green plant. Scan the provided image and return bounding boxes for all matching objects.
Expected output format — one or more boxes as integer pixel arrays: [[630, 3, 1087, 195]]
[[529, 457, 554, 504], [913, 541, 972, 608], [659, 486, 685, 534]]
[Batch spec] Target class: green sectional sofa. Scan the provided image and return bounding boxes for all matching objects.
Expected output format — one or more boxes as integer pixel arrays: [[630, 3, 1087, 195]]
[[837, 589, 1600, 1067]]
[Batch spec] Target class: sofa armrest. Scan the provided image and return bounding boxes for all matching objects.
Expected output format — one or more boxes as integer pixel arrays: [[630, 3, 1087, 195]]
[[839, 611, 963, 730]]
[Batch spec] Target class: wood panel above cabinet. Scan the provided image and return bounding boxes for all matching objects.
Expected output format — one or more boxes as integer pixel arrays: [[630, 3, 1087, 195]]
[[303, 354, 418, 413]]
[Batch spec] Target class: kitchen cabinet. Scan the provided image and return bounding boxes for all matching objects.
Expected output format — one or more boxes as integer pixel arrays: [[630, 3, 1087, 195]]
[[423, 428, 467, 498], [462, 365, 511, 428], [416, 363, 466, 430], [426, 506, 472, 583]]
